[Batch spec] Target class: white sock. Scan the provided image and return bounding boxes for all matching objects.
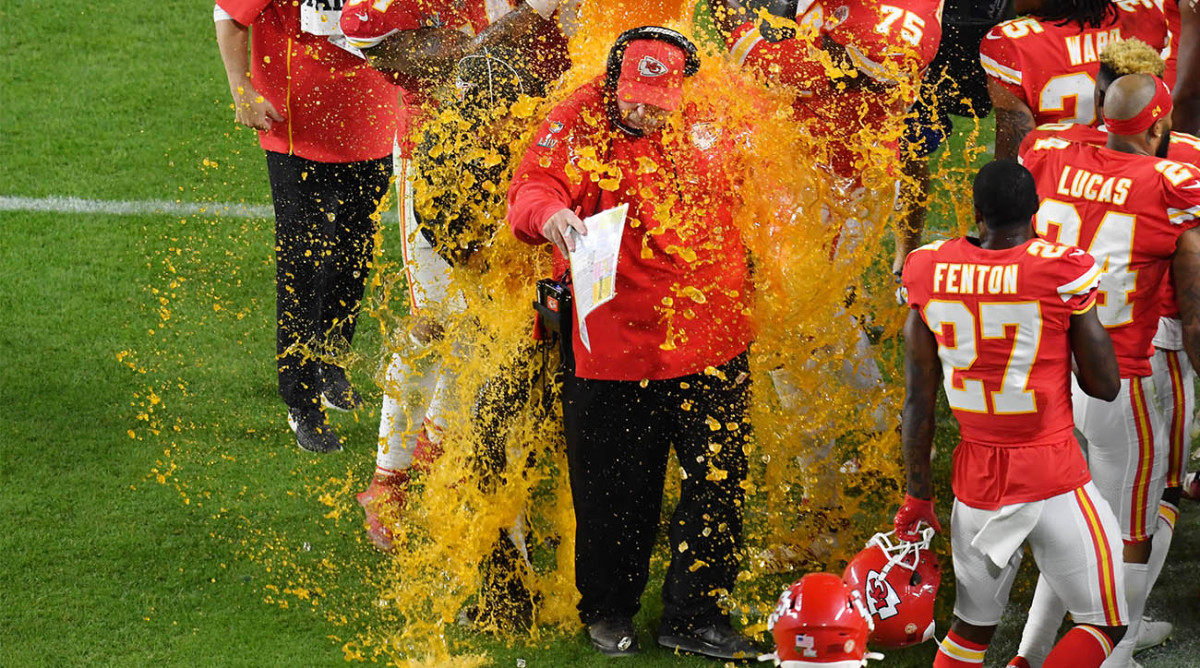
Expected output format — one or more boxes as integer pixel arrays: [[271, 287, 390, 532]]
[[1018, 574, 1068, 667], [768, 367, 802, 415], [424, 367, 454, 433], [1103, 562, 1151, 667], [507, 511, 532, 567], [375, 353, 440, 474], [1145, 502, 1177, 599]]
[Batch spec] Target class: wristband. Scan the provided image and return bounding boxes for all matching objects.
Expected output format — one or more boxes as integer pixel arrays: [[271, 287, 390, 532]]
[[905, 493, 933, 509]]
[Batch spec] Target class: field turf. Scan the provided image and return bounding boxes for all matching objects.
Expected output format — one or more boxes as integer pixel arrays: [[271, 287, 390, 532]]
[[1, 1, 1197, 666]]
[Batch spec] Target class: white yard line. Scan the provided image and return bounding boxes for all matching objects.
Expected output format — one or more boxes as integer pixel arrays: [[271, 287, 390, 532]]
[[0, 195, 274, 219]]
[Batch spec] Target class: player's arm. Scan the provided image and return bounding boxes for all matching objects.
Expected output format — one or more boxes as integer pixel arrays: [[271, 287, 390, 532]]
[[896, 308, 944, 539], [1068, 306, 1120, 401], [989, 78, 1036, 161], [214, 9, 283, 131], [901, 309, 940, 500], [1174, 227, 1200, 372], [1174, 0, 1200, 134], [360, 3, 556, 87]]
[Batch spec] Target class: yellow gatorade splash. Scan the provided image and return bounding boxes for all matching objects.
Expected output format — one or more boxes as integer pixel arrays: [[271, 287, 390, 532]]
[[135, 0, 989, 664]]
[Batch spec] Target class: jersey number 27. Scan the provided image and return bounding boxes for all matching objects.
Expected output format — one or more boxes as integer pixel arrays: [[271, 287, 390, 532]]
[[924, 301, 1042, 415]]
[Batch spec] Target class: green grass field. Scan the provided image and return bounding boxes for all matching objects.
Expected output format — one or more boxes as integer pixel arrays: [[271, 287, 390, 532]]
[[2, 2, 1198, 666]]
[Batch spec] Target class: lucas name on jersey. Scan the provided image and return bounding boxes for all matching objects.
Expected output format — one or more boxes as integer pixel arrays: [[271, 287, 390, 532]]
[[932, 262, 1019, 295], [1054, 164, 1133, 206]]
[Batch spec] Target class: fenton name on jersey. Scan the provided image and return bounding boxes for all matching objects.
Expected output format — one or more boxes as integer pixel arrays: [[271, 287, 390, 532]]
[[931, 262, 1019, 296]]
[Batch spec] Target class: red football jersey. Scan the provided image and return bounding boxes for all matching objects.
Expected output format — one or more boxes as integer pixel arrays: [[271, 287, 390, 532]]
[[1019, 122, 1200, 172], [903, 237, 1100, 508], [1158, 131, 1200, 317], [980, 2, 1169, 127], [727, 0, 944, 178], [1020, 123, 1200, 319], [1019, 136, 1200, 376]]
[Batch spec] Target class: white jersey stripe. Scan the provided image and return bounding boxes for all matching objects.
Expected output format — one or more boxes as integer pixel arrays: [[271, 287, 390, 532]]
[[730, 28, 764, 67], [980, 53, 1022, 85], [1167, 204, 1200, 224], [845, 43, 904, 85], [1058, 262, 1103, 300]]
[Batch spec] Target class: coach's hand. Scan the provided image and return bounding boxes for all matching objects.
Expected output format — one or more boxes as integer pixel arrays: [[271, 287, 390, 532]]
[[893, 494, 941, 541], [542, 208, 587, 256], [232, 84, 285, 132]]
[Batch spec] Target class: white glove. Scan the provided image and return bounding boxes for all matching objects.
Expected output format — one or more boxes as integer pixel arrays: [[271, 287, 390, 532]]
[[524, 0, 564, 19]]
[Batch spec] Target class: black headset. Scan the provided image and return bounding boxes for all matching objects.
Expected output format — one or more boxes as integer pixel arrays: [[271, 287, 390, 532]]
[[604, 26, 701, 136]]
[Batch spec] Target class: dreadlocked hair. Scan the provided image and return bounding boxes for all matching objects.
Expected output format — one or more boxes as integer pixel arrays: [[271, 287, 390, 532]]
[[1099, 38, 1165, 78], [1036, 0, 1115, 29]]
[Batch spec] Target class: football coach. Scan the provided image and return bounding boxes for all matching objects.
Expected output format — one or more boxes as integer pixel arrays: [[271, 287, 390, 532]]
[[506, 26, 759, 660]]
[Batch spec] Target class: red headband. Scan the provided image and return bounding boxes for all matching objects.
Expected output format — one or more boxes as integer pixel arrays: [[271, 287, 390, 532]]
[[1105, 77, 1173, 136]]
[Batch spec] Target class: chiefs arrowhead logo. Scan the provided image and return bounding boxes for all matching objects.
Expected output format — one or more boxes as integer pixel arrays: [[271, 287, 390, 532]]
[[637, 56, 669, 77], [865, 570, 902, 620]]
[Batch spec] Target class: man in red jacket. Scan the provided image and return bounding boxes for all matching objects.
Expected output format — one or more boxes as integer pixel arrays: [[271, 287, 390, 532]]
[[507, 27, 759, 660], [214, 0, 399, 453]]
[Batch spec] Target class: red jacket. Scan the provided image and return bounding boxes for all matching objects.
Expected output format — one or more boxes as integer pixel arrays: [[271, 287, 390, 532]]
[[218, 0, 398, 163], [507, 78, 754, 381]]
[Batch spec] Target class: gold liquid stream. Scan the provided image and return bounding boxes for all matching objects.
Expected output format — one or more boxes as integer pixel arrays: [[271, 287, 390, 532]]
[[137, 1, 989, 664]]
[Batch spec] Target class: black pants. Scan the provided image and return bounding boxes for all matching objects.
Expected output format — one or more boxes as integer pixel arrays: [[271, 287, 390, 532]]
[[563, 352, 751, 628], [265, 151, 391, 409]]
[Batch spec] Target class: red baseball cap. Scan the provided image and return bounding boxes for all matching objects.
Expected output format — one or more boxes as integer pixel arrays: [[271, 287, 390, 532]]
[[616, 39, 687, 111]]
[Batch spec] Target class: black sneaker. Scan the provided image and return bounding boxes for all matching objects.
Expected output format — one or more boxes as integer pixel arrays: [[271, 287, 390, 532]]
[[658, 618, 761, 660], [287, 406, 343, 453], [320, 365, 363, 413], [587, 618, 640, 657]]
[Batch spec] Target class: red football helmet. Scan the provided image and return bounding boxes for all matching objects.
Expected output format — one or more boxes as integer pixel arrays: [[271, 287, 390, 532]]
[[764, 572, 884, 667], [842, 528, 940, 649]]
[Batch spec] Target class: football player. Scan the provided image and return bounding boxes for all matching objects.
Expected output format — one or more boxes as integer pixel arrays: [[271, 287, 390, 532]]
[[707, 0, 946, 553], [1013, 73, 1200, 668], [981, 0, 1168, 160], [339, 0, 571, 552], [710, 0, 944, 188], [899, 160, 1125, 668], [1018, 37, 1196, 657], [899, 159, 1126, 668], [897, 0, 1008, 275]]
